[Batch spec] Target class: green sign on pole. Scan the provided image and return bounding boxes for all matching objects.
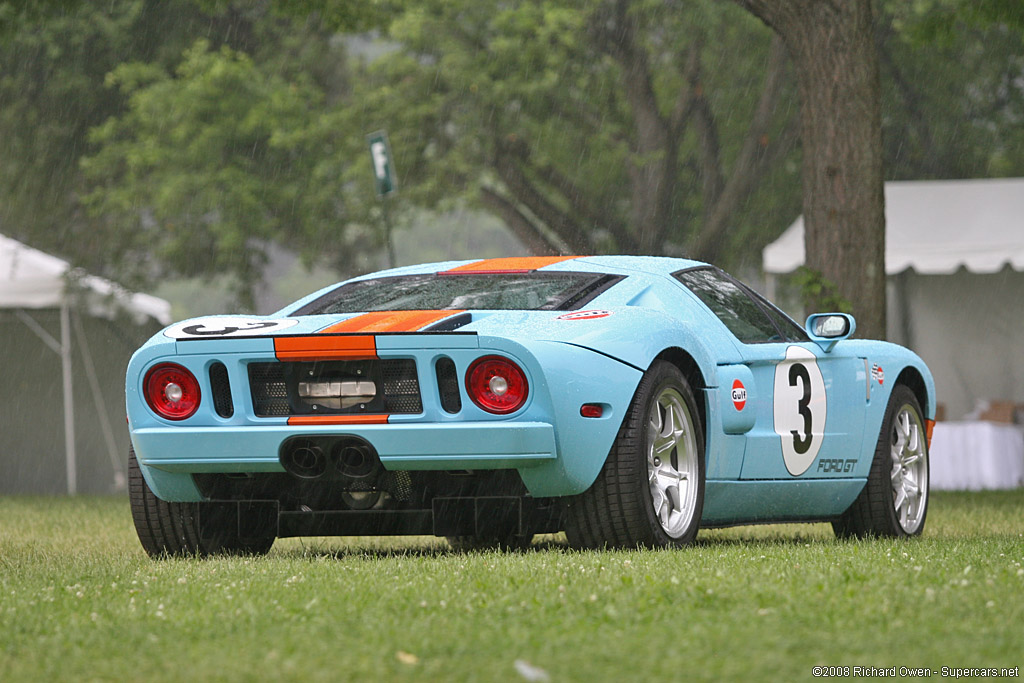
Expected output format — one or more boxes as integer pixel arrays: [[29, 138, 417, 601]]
[[367, 130, 398, 197]]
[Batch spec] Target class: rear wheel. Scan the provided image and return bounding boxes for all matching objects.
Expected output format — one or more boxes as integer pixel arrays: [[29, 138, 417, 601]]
[[129, 445, 275, 557], [833, 385, 929, 538], [565, 361, 705, 549]]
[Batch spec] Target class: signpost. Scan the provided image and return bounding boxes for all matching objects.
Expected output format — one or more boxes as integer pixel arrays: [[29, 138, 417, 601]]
[[367, 131, 398, 267], [368, 131, 397, 197]]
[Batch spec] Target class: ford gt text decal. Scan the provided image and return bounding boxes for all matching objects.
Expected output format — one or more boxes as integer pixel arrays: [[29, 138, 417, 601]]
[[440, 256, 581, 274], [165, 317, 299, 339], [773, 346, 827, 476], [320, 310, 465, 333]]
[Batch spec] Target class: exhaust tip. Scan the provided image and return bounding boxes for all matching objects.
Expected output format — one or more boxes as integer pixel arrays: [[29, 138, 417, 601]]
[[332, 439, 380, 479], [281, 439, 328, 479]]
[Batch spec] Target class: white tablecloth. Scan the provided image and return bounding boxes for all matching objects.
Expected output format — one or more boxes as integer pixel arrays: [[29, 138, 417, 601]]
[[929, 421, 1024, 490]]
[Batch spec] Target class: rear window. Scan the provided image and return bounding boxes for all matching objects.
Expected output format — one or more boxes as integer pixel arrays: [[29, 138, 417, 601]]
[[294, 272, 621, 315]]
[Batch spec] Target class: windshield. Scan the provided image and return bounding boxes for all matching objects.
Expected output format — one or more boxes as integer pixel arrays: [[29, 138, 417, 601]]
[[294, 272, 620, 314]]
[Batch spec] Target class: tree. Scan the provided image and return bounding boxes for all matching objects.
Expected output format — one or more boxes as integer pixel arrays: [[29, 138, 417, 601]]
[[7, 0, 1023, 312], [0, 0, 289, 261], [876, 0, 1024, 180], [81, 41, 335, 308], [734, 0, 887, 339], [348, 0, 800, 265]]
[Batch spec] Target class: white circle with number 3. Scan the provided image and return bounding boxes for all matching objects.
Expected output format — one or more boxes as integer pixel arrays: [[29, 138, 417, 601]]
[[164, 317, 299, 339], [773, 346, 827, 476]]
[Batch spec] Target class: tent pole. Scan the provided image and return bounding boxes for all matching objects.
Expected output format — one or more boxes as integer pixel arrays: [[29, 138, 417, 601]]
[[72, 310, 126, 491], [60, 300, 77, 495]]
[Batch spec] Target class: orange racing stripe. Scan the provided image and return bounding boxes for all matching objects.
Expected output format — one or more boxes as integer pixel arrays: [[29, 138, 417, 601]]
[[441, 256, 581, 273], [274, 335, 377, 361], [287, 415, 389, 426], [320, 310, 464, 334]]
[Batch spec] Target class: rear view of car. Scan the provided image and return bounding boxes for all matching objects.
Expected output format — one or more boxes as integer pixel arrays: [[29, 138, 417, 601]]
[[127, 256, 936, 556]]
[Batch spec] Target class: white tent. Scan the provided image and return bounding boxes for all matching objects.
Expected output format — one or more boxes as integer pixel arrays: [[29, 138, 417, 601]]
[[763, 177, 1024, 420], [1, 233, 171, 494]]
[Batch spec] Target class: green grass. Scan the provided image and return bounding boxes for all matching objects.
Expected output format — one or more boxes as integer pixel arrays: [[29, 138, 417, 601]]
[[2, 492, 1023, 682]]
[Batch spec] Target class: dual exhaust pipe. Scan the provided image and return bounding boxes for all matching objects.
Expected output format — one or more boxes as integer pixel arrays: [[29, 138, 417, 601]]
[[280, 436, 381, 481]]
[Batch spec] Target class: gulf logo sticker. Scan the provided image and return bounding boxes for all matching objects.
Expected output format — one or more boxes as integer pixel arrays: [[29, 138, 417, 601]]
[[731, 379, 747, 411], [556, 310, 612, 321]]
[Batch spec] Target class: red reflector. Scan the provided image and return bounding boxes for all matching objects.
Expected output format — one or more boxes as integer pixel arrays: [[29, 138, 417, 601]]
[[925, 418, 936, 450], [580, 404, 603, 418]]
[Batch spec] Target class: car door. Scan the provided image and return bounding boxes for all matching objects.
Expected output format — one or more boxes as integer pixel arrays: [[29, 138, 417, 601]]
[[673, 267, 867, 480]]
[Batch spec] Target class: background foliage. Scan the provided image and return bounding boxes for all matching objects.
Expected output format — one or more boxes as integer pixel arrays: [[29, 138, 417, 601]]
[[1, 0, 1022, 308]]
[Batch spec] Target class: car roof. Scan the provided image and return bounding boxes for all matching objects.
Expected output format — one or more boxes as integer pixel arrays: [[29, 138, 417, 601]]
[[278, 255, 713, 315], [344, 255, 710, 281]]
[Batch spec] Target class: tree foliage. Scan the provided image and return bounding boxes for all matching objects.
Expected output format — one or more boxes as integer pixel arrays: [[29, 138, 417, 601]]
[[343, 0, 799, 264], [82, 41, 329, 306], [0, 1, 299, 264], [2, 0, 1024, 309], [877, 0, 1024, 180]]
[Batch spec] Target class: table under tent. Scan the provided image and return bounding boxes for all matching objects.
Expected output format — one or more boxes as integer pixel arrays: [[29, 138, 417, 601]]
[[763, 177, 1024, 490]]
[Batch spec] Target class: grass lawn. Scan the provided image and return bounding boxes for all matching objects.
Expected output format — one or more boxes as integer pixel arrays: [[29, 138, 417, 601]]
[[2, 491, 1022, 681]]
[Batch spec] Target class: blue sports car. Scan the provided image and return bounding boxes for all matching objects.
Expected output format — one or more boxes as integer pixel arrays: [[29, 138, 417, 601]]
[[126, 256, 935, 555]]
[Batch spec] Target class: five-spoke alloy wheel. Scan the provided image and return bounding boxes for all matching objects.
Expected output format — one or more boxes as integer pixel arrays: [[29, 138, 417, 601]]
[[565, 361, 705, 549], [647, 386, 701, 539], [834, 385, 930, 538]]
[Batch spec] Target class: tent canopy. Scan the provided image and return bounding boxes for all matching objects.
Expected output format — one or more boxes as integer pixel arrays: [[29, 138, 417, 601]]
[[1, 232, 171, 325], [1, 231, 171, 495], [763, 177, 1024, 275]]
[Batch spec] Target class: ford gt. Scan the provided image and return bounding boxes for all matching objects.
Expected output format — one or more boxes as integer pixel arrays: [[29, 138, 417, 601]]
[[126, 256, 935, 555]]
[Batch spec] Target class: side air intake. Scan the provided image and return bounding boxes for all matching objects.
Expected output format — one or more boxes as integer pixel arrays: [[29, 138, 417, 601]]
[[209, 362, 234, 418], [436, 357, 462, 414]]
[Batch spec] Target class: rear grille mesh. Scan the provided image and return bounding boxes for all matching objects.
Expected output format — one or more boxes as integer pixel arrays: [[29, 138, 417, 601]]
[[248, 359, 422, 417], [436, 357, 462, 414], [381, 360, 423, 414], [209, 362, 234, 418], [249, 364, 290, 416]]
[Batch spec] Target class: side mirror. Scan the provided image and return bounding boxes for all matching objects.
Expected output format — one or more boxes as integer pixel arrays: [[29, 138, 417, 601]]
[[805, 313, 856, 352]]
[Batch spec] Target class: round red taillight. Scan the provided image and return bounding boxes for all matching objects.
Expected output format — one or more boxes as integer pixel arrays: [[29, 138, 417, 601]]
[[465, 355, 529, 414], [144, 363, 201, 420]]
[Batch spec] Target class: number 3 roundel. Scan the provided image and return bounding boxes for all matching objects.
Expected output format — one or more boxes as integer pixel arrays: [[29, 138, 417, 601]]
[[773, 346, 827, 476]]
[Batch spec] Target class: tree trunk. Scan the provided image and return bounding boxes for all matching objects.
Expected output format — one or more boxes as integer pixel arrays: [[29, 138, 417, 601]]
[[735, 0, 887, 339]]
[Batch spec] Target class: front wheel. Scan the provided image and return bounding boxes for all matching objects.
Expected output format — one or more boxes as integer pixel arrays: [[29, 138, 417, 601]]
[[128, 445, 275, 557], [833, 385, 929, 538], [564, 361, 705, 549]]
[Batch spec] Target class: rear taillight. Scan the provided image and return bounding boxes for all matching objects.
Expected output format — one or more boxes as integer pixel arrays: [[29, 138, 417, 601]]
[[144, 363, 201, 420], [465, 355, 529, 414]]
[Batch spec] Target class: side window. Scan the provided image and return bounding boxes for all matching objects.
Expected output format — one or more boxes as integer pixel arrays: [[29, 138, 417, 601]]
[[674, 268, 786, 344], [746, 288, 809, 342]]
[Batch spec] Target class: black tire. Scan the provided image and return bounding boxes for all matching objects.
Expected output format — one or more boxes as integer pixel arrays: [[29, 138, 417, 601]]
[[446, 533, 534, 552], [564, 361, 705, 549], [129, 445, 275, 557], [833, 385, 929, 539]]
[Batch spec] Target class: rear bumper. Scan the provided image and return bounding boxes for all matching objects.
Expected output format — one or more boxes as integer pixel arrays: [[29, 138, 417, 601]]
[[131, 421, 557, 501]]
